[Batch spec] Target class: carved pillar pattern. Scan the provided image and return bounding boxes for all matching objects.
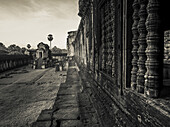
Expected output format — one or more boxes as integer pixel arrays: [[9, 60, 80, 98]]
[[137, 0, 147, 93], [106, 0, 113, 75], [145, 0, 161, 98], [106, 2, 111, 75], [101, 7, 105, 71], [111, 0, 115, 78], [100, 0, 115, 77], [131, 0, 140, 90], [104, 2, 109, 74]]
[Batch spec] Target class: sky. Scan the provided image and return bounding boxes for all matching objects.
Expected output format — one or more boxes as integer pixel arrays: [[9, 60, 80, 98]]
[[0, 0, 80, 49]]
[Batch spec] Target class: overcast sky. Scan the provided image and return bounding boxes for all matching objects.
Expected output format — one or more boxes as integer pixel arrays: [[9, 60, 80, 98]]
[[0, 0, 80, 49]]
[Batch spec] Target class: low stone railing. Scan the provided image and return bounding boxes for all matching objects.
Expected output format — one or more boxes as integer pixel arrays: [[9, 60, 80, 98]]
[[0, 55, 30, 72]]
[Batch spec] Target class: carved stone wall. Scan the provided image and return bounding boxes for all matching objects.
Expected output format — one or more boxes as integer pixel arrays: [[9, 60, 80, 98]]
[[100, 0, 115, 77], [74, 0, 169, 126]]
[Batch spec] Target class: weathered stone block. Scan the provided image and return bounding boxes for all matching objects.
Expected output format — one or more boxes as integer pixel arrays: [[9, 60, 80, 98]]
[[37, 109, 53, 121]]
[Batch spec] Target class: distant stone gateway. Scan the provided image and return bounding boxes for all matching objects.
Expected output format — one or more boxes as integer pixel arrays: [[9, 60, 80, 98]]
[[33, 42, 52, 69]]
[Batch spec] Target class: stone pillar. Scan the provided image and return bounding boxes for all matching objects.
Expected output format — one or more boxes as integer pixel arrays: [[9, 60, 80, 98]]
[[137, 0, 147, 93], [131, 0, 140, 90], [145, 0, 161, 98]]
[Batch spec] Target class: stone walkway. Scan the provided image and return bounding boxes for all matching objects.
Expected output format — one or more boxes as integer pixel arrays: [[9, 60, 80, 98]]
[[33, 60, 101, 127], [0, 67, 67, 127]]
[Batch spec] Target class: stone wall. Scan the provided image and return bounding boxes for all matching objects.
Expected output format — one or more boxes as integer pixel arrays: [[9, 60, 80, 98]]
[[74, 0, 170, 126]]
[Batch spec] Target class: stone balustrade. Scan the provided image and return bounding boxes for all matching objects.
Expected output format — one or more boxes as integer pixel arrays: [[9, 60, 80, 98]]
[[0, 55, 30, 72]]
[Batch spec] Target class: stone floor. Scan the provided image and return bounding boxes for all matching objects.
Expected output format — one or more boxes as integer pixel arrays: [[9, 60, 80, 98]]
[[33, 60, 102, 127], [0, 66, 48, 85]]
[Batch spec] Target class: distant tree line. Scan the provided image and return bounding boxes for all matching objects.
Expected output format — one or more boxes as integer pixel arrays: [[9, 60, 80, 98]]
[[51, 46, 67, 54], [0, 42, 29, 55], [0, 42, 67, 55]]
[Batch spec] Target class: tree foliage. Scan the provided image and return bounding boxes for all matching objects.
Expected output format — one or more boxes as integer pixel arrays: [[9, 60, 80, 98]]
[[0, 42, 32, 55], [0, 42, 7, 50], [51, 46, 62, 53], [47, 34, 53, 41], [8, 44, 22, 55], [21, 47, 27, 54]]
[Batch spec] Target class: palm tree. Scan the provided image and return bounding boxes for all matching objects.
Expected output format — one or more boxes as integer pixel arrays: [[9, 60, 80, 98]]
[[47, 34, 53, 49], [27, 44, 31, 49]]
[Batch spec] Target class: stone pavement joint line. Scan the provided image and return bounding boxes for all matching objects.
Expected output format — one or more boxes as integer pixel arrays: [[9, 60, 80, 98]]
[[32, 60, 101, 127]]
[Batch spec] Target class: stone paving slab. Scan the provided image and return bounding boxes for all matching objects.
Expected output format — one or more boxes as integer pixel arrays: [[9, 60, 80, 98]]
[[53, 107, 79, 120], [37, 109, 53, 121], [53, 94, 78, 109]]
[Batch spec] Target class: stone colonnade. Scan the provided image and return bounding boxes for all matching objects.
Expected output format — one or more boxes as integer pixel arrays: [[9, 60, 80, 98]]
[[131, 0, 162, 98]]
